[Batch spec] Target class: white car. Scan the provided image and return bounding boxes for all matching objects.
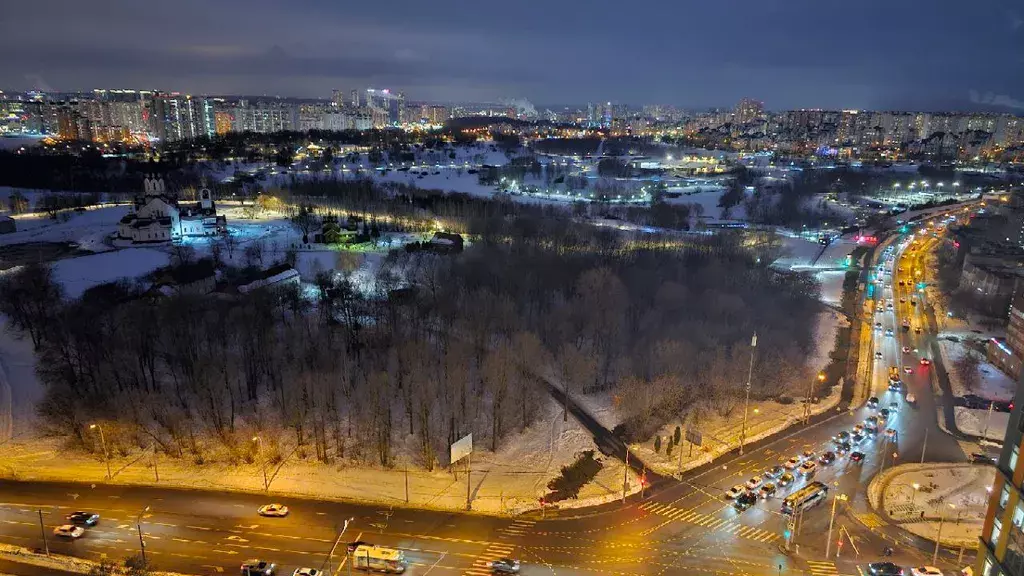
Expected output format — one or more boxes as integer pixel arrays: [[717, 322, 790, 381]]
[[293, 570, 322, 576], [725, 485, 746, 499], [744, 476, 763, 490], [906, 393, 917, 405], [53, 524, 85, 539], [911, 567, 943, 576], [784, 456, 802, 470], [257, 504, 289, 517]]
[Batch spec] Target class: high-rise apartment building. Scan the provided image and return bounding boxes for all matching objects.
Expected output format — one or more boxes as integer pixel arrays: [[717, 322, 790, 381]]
[[978, 396, 1024, 576], [735, 97, 765, 125], [364, 88, 405, 126]]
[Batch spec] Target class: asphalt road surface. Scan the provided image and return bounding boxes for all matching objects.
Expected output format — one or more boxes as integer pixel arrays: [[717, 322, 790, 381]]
[[0, 217, 980, 576]]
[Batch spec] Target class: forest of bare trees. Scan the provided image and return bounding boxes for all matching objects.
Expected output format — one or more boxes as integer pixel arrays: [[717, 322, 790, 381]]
[[0, 195, 821, 471]]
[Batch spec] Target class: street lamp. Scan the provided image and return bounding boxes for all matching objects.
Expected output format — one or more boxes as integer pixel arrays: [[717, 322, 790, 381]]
[[252, 436, 269, 491], [826, 491, 848, 558], [805, 372, 825, 424], [912, 483, 920, 505], [136, 506, 150, 564], [89, 424, 111, 480], [739, 333, 757, 455], [322, 517, 355, 575], [933, 503, 955, 564]]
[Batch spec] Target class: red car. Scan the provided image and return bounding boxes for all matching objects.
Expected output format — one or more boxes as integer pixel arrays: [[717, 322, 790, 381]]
[[850, 451, 865, 462], [920, 358, 931, 366]]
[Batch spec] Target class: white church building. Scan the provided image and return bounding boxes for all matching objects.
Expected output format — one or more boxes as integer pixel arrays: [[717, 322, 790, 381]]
[[117, 176, 227, 243]]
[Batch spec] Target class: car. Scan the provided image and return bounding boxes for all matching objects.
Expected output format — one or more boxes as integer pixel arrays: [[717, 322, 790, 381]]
[[764, 466, 784, 479], [886, 302, 894, 309], [833, 431, 851, 443], [784, 456, 802, 470], [850, 451, 865, 462], [241, 560, 276, 576], [744, 476, 763, 490], [868, 397, 880, 409], [920, 358, 931, 366], [53, 524, 85, 539], [865, 416, 879, 428], [257, 504, 289, 517], [906, 393, 917, 405], [911, 567, 943, 576], [904, 367, 914, 374], [798, 461, 817, 476], [292, 569, 322, 576], [900, 298, 906, 303], [911, 300, 917, 306], [489, 558, 521, 574], [733, 492, 758, 511], [898, 280, 905, 286], [851, 432, 865, 444], [885, 428, 897, 438], [889, 400, 900, 410], [902, 346, 911, 354], [819, 451, 836, 465], [802, 450, 815, 460], [875, 351, 884, 359], [347, 541, 371, 553], [888, 380, 902, 391], [66, 512, 100, 526], [875, 322, 883, 331], [853, 423, 865, 433], [879, 408, 891, 420], [970, 453, 997, 465], [885, 329, 894, 337], [778, 472, 796, 487], [915, 327, 922, 334], [869, 563, 903, 576], [759, 483, 777, 498], [725, 485, 747, 499]]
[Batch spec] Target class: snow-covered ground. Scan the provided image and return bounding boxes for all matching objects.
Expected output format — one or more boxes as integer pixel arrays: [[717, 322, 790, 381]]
[[0, 205, 128, 251], [954, 407, 1010, 441], [0, 397, 639, 515], [772, 233, 858, 271], [878, 463, 992, 547], [0, 316, 41, 440], [937, 336, 1015, 401], [50, 248, 170, 298]]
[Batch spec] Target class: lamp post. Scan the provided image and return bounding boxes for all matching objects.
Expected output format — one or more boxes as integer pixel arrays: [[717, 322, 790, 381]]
[[933, 503, 954, 565], [322, 517, 354, 574], [825, 491, 848, 558], [89, 424, 111, 480], [739, 333, 757, 455], [804, 372, 825, 424], [252, 436, 269, 491], [136, 505, 150, 564]]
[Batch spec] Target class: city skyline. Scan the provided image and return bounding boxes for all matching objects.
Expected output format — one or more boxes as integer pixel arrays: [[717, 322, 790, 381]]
[[2, 0, 1024, 111]]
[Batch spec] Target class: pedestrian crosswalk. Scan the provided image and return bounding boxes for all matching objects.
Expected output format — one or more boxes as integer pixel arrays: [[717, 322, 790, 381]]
[[855, 512, 884, 528], [807, 560, 841, 576], [462, 541, 516, 576], [638, 501, 780, 543], [496, 518, 536, 537]]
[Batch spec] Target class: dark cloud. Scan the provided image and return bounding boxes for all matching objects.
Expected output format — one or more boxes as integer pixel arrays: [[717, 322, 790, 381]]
[[2, 0, 1023, 109]]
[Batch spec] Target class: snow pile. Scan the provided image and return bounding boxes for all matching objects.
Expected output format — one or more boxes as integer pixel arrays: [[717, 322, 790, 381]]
[[954, 407, 1009, 441], [879, 463, 992, 547]]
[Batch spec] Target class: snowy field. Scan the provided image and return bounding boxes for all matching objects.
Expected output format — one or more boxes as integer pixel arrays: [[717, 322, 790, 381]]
[[772, 232, 858, 271], [955, 407, 1009, 441], [937, 336, 1015, 401], [880, 463, 991, 547], [50, 248, 170, 298], [0, 205, 128, 252]]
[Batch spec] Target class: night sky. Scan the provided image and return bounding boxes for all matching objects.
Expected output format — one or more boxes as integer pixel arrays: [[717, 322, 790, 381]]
[[2, 0, 1023, 110]]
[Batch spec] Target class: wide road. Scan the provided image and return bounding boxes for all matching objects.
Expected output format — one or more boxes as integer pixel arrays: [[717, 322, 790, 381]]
[[0, 213, 982, 576]]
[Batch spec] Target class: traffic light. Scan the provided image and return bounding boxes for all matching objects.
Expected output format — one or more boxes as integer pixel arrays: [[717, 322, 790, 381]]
[[784, 529, 791, 540]]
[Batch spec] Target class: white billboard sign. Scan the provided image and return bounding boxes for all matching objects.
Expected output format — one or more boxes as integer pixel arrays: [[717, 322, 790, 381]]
[[450, 434, 473, 464]]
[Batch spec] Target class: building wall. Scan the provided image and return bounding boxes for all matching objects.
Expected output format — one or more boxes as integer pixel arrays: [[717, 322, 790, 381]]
[[978, 394, 1024, 576]]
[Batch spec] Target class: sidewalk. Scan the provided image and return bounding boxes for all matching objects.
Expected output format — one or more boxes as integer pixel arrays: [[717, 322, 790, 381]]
[[871, 462, 990, 548], [0, 398, 639, 517]]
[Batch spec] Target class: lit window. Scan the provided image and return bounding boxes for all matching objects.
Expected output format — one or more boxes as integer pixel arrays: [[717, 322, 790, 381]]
[[993, 516, 1004, 546], [1014, 502, 1024, 528], [1003, 485, 1012, 509], [1012, 446, 1020, 472]]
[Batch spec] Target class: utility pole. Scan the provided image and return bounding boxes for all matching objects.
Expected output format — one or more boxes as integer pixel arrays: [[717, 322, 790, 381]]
[[37, 510, 49, 556], [921, 426, 928, 464], [983, 400, 995, 440], [321, 517, 353, 574], [404, 464, 409, 504], [826, 492, 847, 558], [622, 450, 630, 502], [740, 333, 757, 455], [152, 444, 159, 483], [465, 451, 472, 511], [137, 524, 147, 564], [933, 506, 951, 565], [253, 436, 269, 491]]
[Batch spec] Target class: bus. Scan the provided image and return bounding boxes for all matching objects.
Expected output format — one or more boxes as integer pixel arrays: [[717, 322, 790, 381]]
[[781, 481, 828, 515], [353, 545, 407, 573]]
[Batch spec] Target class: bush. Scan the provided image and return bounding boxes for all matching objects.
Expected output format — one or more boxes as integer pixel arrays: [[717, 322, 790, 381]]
[[654, 436, 662, 453], [544, 450, 603, 503]]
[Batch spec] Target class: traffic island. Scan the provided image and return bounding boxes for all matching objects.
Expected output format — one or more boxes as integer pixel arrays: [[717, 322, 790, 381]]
[[868, 462, 990, 549]]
